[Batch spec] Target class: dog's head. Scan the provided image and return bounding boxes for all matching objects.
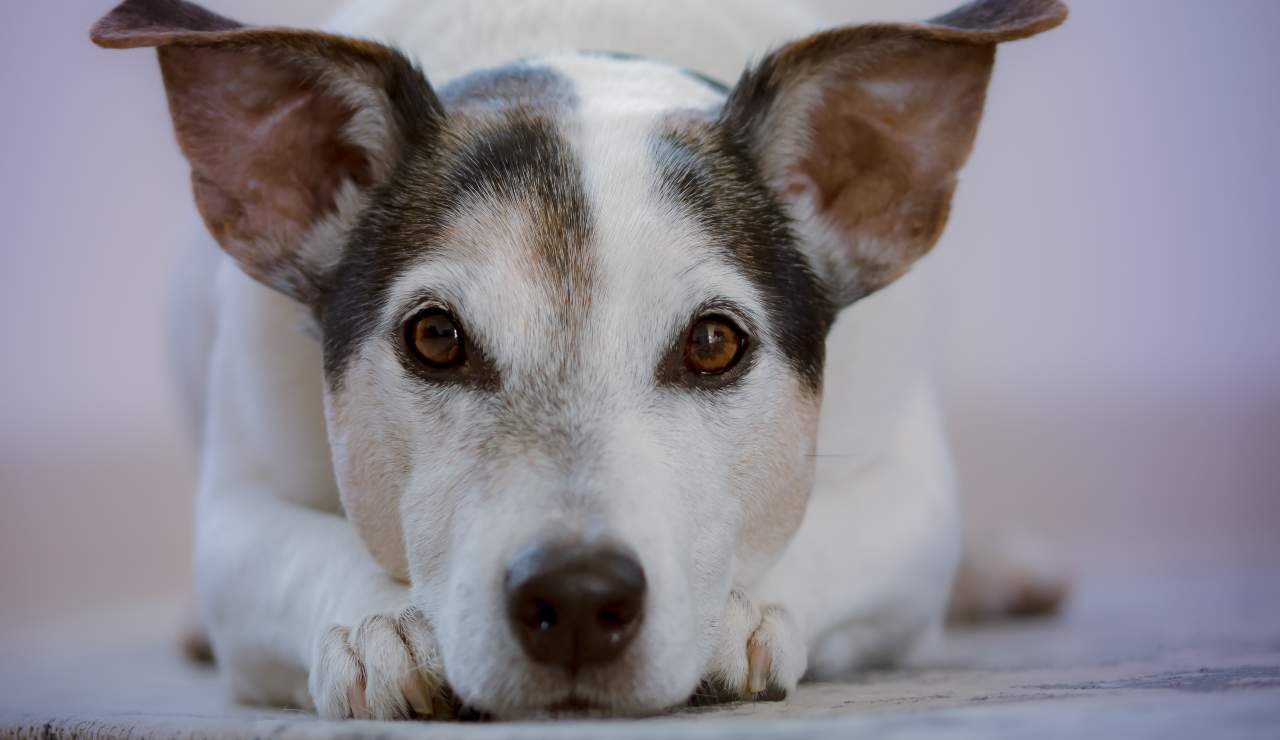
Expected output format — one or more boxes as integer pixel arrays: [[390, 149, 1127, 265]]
[[93, 0, 1064, 717]]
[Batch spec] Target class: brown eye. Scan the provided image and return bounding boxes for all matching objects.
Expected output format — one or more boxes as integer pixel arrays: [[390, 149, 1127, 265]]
[[407, 309, 465, 368], [685, 316, 745, 375]]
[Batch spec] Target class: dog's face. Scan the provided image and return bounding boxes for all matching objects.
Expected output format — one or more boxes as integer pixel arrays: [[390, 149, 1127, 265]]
[[93, 0, 1065, 717], [323, 55, 833, 714]]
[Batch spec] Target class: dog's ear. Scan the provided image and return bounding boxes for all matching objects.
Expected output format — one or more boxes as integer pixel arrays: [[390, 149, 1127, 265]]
[[723, 0, 1066, 305], [91, 0, 442, 305]]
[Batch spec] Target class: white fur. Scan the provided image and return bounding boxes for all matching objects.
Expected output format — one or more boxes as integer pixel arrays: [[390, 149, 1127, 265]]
[[181, 0, 963, 719]]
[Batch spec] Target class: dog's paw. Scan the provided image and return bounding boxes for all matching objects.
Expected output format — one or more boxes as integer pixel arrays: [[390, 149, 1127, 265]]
[[696, 591, 806, 704], [309, 607, 455, 720]]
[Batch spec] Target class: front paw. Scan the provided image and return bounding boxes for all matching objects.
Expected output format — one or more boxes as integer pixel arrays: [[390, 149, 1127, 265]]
[[309, 607, 455, 720], [698, 591, 806, 704]]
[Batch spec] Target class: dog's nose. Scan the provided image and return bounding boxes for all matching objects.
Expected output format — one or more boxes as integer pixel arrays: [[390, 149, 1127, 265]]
[[505, 543, 646, 672]]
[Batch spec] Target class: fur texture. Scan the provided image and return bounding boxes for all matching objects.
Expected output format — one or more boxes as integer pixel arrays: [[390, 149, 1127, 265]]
[[92, 0, 1067, 720]]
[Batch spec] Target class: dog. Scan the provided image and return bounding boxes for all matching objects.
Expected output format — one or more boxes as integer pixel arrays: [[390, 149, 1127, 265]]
[[90, 0, 1067, 720]]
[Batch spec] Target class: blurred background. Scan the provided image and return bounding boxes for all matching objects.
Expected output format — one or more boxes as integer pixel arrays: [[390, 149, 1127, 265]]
[[1, 0, 1277, 641]]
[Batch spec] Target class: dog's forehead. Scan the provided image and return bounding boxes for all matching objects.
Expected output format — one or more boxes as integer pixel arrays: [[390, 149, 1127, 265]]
[[402, 57, 750, 377], [322, 52, 831, 391], [439, 52, 727, 112]]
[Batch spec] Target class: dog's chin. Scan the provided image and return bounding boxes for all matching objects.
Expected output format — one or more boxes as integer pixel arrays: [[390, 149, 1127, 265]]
[[445, 617, 708, 720]]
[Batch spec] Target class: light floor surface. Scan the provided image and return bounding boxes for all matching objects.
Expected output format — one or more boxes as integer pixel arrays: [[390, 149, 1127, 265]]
[[2, 569, 1278, 739]]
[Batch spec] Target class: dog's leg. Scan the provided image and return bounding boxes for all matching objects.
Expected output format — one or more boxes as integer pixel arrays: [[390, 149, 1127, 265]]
[[195, 265, 451, 719], [705, 384, 962, 695], [199, 485, 453, 719]]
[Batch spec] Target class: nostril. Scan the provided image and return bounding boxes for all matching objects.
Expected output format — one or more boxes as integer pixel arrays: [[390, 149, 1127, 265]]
[[519, 598, 558, 632], [596, 600, 639, 629], [597, 605, 625, 628]]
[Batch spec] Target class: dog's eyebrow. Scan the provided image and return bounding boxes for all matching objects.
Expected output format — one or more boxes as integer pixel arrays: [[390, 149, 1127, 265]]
[[690, 297, 760, 338], [436, 113, 595, 328], [650, 120, 834, 392], [323, 106, 594, 390], [437, 114, 582, 210]]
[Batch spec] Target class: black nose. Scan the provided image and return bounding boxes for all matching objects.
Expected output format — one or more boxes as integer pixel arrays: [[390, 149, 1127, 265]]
[[505, 543, 646, 672]]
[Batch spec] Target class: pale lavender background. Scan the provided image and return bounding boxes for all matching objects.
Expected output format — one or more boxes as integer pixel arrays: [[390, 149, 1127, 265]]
[[1, 1, 1277, 634]]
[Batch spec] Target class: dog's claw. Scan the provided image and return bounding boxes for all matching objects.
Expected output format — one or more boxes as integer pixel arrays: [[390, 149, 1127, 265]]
[[310, 608, 453, 721], [746, 634, 771, 694], [700, 591, 805, 704]]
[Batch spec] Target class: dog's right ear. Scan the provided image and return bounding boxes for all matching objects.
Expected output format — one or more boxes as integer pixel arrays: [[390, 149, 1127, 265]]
[[91, 0, 442, 305]]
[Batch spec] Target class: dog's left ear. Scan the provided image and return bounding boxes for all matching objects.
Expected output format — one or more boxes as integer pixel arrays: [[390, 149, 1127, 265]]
[[91, 0, 442, 306], [724, 0, 1066, 305]]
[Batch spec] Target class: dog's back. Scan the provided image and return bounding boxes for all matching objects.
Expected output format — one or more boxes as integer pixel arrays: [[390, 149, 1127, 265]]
[[323, 0, 819, 82]]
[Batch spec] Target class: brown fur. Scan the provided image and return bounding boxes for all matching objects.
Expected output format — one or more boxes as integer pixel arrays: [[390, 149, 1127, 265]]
[[797, 44, 993, 292], [158, 44, 372, 279], [90, 0, 436, 304], [723, 0, 1068, 302]]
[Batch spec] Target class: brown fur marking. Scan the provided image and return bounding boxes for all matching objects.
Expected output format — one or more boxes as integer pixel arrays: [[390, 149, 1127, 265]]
[[723, 0, 1067, 302], [90, 0, 437, 305]]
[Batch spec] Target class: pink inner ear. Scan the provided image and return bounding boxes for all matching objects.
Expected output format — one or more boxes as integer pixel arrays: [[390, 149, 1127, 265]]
[[159, 46, 371, 265], [795, 44, 993, 290]]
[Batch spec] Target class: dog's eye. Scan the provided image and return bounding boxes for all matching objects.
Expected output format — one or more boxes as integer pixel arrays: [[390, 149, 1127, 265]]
[[685, 316, 746, 375], [406, 309, 465, 368]]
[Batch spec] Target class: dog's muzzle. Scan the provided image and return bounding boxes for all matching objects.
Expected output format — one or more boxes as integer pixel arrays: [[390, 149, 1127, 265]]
[[505, 543, 646, 672]]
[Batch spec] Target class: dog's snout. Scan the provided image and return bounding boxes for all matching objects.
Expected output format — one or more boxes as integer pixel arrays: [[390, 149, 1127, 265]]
[[505, 543, 646, 672]]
